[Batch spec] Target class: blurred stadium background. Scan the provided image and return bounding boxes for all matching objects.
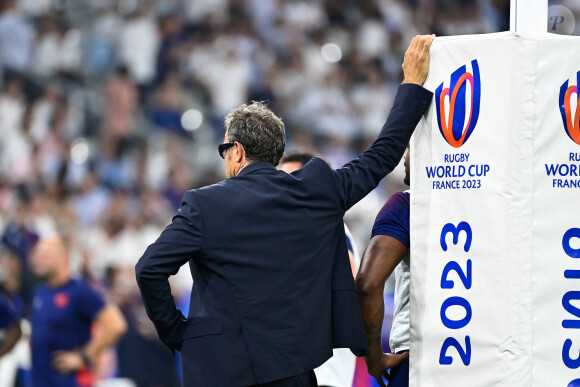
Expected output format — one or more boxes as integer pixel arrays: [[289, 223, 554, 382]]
[[0, 0, 577, 386]]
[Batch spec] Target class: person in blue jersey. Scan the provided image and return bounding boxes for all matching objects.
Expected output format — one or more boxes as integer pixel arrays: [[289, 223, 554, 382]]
[[0, 291, 21, 361], [278, 151, 360, 387], [29, 235, 127, 387], [356, 145, 412, 387], [0, 250, 24, 387]]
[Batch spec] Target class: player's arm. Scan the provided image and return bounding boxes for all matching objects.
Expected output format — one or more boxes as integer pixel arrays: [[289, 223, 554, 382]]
[[82, 304, 126, 363], [0, 298, 21, 360], [355, 235, 409, 387], [52, 304, 126, 374], [0, 320, 22, 359]]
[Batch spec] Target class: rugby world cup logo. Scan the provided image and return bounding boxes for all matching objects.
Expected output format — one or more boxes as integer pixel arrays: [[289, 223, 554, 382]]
[[559, 71, 580, 145], [435, 60, 481, 148]]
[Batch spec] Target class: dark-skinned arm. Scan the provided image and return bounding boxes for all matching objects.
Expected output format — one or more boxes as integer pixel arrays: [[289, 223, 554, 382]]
[[0, 321, 21, 359], [355, 235, 409, 387]]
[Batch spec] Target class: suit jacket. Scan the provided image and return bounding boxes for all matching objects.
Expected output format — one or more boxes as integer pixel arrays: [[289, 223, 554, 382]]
[[135, 84, 432, 387]]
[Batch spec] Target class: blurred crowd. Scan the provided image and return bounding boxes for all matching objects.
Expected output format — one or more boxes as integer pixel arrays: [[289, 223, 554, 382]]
[[0, 0, 515, 386]]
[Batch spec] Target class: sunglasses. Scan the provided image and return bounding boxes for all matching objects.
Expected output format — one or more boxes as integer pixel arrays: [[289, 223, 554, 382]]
[[218, 142, 236, 159]]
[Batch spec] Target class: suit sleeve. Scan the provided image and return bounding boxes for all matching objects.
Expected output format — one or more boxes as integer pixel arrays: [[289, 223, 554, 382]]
[[329, 84, 432, 210], [135, 190, 203, 351]]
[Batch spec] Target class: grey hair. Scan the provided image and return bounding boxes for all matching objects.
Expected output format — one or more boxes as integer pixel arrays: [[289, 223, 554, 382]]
[[224, 101, 286, 166]]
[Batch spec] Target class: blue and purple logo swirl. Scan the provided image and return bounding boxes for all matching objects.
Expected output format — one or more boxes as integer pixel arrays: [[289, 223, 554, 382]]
[[435, 60, 481, 148]]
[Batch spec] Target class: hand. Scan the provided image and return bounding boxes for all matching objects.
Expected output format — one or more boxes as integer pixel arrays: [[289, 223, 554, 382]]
[[402, 34, 436, 86], [51, 351, 85, 374], [365, 351, 409, 387]]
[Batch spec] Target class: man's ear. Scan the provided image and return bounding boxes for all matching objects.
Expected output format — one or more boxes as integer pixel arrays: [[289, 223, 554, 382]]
[[235, 142, 244, 163]]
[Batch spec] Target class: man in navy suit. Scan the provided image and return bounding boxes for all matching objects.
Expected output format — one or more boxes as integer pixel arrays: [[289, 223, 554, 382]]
[[136, 34, 435, 387]]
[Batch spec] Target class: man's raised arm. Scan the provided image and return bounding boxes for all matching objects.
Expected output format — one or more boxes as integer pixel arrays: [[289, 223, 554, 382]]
[[330, 35, 435, 210]]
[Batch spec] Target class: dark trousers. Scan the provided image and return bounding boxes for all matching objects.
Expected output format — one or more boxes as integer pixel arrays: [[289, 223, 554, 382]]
[[256, 370, 317, 387], [387, 351, 409, 387]]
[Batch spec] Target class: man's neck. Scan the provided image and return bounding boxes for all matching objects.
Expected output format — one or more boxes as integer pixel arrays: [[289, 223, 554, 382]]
[[47, 271, 71, 288], [236, 160, 256, 176]]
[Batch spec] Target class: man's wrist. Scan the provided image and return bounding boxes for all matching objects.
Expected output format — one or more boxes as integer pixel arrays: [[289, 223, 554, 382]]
[[366, 344, 384, 360], [78, 349, 93, 367], [402, 79, 419, 85]]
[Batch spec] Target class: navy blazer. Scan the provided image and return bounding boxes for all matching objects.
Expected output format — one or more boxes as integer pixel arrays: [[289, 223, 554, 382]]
[[136, 84, 432, 387]]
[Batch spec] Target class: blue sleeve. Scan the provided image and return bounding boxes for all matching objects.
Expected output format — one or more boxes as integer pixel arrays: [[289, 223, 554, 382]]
[[371, 192, 410, 248], [0, 296, 18, 329], [76, 283, 106, 321]]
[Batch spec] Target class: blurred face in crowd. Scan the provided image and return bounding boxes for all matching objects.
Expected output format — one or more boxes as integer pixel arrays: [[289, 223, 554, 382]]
[[0, 249, 20, 294], [277, 152, 316, 173], [30, 237, 67, 281], [404, 145, 410, 186], [278, 161, 303, 174]]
